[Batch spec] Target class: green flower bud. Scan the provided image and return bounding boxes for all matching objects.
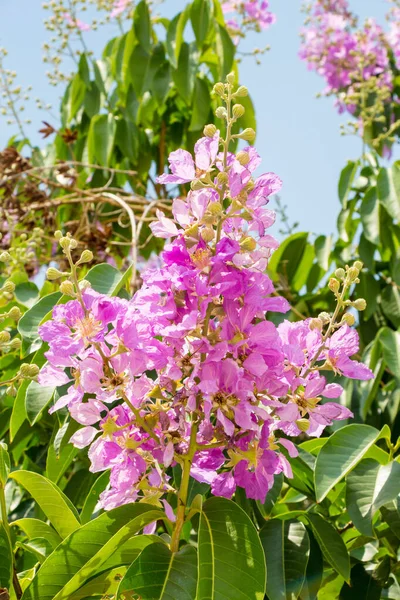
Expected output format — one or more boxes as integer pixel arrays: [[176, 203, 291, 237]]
[[8, 306, 21, 321], [234, 85, 248, 97], [353, 260, 363, 271], [328, 278, 340, 293], [2, 280, 15, 294], [216, 172, 228, 185], [215, 106, 227, 120], [77, 249, 93, 264], [79, 280, 92, 291], [318, 312, 331, 323], [9, 337, 21, 351], [208, 202, 223, 216], [347, 266, 359, 281], [0, 251, 11, 263], [59, 280, 75, 296], [352, 298, 367, 311], [0, 331, 11, 344], [54, 230, 63, 240], [226, 71, 235, 84], [203, 124, 217, 138], [6, 385, 16, 398], [19, 363, 40, 378], [213, 82, 225, 97], [232, 104, 245, 119], [342, 313, 355, 326], [237, 128, 256, 142], [46, 267, 65, 281], [335, 268, 345, 279], [59, 236, 71, 250], [236, 150, 250, 165]]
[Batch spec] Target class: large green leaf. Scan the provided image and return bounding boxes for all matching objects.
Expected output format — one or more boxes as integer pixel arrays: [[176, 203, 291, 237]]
[[338, 161, 358, 208], [84, 263, 132, 296], [378, 328, 400, 377], [215, 24, 235, 79], [197, 497, 266, 600], [314, 235, 332, 271], [377, 165, 400, 221], [305, 514, 350, 583], [173, 42, 195, 104], [67, 72, 86, 122], [18, 292, 61, 342], [189, 77, 210, 132], [299, 528, 323, 600], [314, 424, 383, 502], [10, 470, 80, 539], [260, 519, 310, 600], [87, 114, 116, 167], [68, 567, 127, 600], [339, 564, 381, 600], [134, 0, 151, 53], [268, 232, 309, 284], [0, 442, 10, 487], [25, 380, 55, 425], [0, 522, 12, 590], [117, 543, 197, 600], [80, 471, 110, 524], [191, 0, 210, 48], [22, 504, 164, 600], [346, 459, 400, 536], [166, 8, 190, 68], [360, 187, 380, 245], [12, 518, 62, 550]]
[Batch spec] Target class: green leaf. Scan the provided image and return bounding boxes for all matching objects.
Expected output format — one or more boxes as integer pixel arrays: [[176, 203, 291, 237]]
[[87, 113, 116, 167], [346, 459, 400, 536], [189, 77, 210, 131], [173, 42, 195, 104], [338, 161, 358, 208], [129, 43, 151, 96], [381, 285, 400, 328], [21, 504, 164, 600], [299, 528, 323, 600], [360, 187, 380, 245], [166, 9, 190, 69], [268, 232, 309, 284], [117, 543, 197, 599], [67, 72, 86, 122], [257, 472, 283, 517], [339, 564, 381, 600], [68, 567, 127, 600], [191, 0, 210, 48], [377, 165, 400, 221], [314, 235, 332, 271], [215, 24, 235, 79], [314, 424, 383, 502], [18, 292, 61, 342], [305, 513, 350, 583], [260, 519, 310, 600], [0, 442, 10, 487], [134, 0, 151, 53], [0, 522, 12, 590], [25, 380, 55, 425], [46, 438, 78, 484], [378, 328, 400, 377], [12, 518, 62, 550], [152, 62, 171, 105], [10, 470, 80, 539], [14, 281, 39, 308], [197, 497, 266, 600], [84, 263, 131, 296], [80, 470, 110, 524]]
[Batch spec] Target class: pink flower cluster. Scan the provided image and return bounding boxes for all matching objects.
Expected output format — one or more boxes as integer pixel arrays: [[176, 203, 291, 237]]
[[38, 128, 372, 510], [222, 0, 276, 40], [299, 0, 393, 114]]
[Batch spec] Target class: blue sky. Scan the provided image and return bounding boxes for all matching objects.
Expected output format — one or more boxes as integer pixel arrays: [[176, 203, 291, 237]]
[[0, 0, 393, 236]]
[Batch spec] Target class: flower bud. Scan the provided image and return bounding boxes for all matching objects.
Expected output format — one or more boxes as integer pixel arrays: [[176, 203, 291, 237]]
[[8, 306, 21, 321], [2, 280, 15, 294], [296, 418, 310, 432], [234, 85, 248, 97], [0, 252, 11, 262], [352, 298, 366, 311], [202, 227, 215, 242], [46, 267, 65, 281], [54, 230, 63, 240], [335, 268, 345, 279], [203, 124, 217, 138], [202, 211, 216, 225], [342, 313, 355, 326], [6, 385, 16, 398], [328, 278, 340, 293], [215, 106, 227, 120], [19, 363, 40, 378], [226, 71, 235, 84], [77, 249, 93, 264], [69, 239, 78, 250], [240, 237, 257, 252], [184, 223, 199, 238], [79, 279, 92, 291], [318, 312, 331, 323], [60, 280, 75, 296], [0, 331, 11, 345], [236, 150, 250, 165], [353, 260, 363, 271], [59, 236, 71, 249], [237, 128, 256, 142], [232, 104, 245, 119], [9, 337, 21, 351], [216, 172, 228, 185], [309, 318, 323, 331], [347, 266, 359, 281], [213, 82, 225, 97], [208, 202, 223, 216], [191, 179, 205, 191]]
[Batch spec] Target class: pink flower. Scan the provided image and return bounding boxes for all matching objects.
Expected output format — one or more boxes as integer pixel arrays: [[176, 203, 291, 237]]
[[62, 12, 90, 32]]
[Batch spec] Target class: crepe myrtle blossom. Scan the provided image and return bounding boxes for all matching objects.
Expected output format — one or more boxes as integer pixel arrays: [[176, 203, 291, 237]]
[[62, 12, 91, 31], [222, 1, 276, 33], [110, 0, 132, 18], [38, 78, 372, 551]]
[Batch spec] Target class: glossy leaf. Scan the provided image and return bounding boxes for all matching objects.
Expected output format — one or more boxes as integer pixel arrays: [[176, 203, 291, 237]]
[[0, 442, 10, 487], [18, 292, 61, 342], [346, 459, 400, 536], [197, 497, 266, 600], [87, 113, 116, 167], [189, 77, 210, 132], [305, 514, 350, 583], [80, 470, 110, 524], [338, 161, 358, 208], [117, 543, 197, 600], [215, 24, 235, 79], [134, 0, 151, 53], [260, 519, 310, 600], [0, 522, 12, 590], [299, 528, 323, 600], [314, 424, 383, 502], [25, 380, 55, 425], [84, 263, 132, 296], [10, 470, 80, 539], [377, 165, 400, 221], [360, 187, 380, 245], [378, 328, 400, 378], [191, 0, 210, 48], [173, 42, 195, 104], [12, 518, 62, 550], [21, 504, 164, 600]]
